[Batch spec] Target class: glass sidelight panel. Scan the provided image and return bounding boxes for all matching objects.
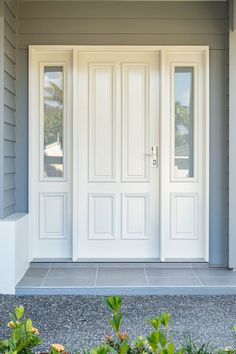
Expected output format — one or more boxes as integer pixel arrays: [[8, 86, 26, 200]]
[[43, 66, 64, 178], [174, 67, 194, 179]]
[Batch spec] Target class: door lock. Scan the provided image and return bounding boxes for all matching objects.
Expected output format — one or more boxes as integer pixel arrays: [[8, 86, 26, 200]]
[[145, 146, 159, 167]]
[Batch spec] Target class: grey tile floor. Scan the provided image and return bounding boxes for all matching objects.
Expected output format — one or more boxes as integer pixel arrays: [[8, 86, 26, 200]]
[[15, 263, 236, 295]]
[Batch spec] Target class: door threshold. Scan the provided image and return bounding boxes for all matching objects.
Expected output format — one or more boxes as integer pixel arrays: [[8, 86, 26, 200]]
[[31, 257, 207, 263], [30, 258, 210, 269], [32, 258, 73, 263]]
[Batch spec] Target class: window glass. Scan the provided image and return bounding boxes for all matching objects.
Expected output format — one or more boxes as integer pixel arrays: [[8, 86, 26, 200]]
[[174, 67, 194, 178], [43, 66, 64, 178]]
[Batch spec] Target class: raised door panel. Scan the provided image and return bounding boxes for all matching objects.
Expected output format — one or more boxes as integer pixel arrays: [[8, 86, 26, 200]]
[[122, 64, 149, 182], [122, 194, 149, 240], [170, 193, 198, 240], [39, 193, 67, 239], [89, 64, 116, 182], [88, 193, 115, 240]]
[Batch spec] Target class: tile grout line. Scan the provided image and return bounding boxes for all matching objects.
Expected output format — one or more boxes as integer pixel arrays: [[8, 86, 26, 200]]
[[40, 263, 52, 287], [192, 269, 204, 286], [94, 265, 99, 287], [144, 264, 150, 286]]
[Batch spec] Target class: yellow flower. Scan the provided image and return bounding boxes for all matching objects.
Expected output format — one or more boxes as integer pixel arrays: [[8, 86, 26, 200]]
[[51, 343, 65, 352], [117, 332, 128, 341], [31, 326, 39, 335], [104, 335, 113, 344], [7, 321, 16, 329]]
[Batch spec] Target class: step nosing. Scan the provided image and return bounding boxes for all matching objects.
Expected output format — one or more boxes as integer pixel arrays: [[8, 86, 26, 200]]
[[16, 285, 236, 289]]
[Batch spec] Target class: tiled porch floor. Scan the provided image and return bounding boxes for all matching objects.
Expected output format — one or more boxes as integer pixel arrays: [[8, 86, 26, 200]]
[[16, 262, 236, 295]]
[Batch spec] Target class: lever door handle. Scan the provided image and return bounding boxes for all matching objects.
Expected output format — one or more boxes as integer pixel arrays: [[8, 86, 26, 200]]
[[144, 146, 158, 167]]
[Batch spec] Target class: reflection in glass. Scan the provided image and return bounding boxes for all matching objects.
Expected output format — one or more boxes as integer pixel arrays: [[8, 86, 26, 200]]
[[43, 66, 64, 178], [174, 67, 194, 178]]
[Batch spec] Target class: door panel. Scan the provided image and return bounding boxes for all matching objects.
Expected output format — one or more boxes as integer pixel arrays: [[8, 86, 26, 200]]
[[122, 64, 149, 182], [161, 49, 208, 260], [89, 64, 116, 182], [77, 51, 160, 259], [30, 51, 72, 259]]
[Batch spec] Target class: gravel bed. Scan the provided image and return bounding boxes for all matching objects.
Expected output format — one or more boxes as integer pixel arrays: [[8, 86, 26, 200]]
[[0, 295, 235, 352]]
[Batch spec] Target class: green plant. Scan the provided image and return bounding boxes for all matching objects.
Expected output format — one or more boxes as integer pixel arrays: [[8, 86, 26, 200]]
[[49, 343, 67, 354], [0, 305, 42, 354], [181, 333, 214, 354], [0, 299, 235, 354], [102, 296, 183, 354], [147, 312, 182, 354], [217, 348, 236, 354]]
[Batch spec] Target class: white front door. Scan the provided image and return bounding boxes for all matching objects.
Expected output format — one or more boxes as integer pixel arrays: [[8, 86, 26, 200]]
[[76, 51, 160, 259], [29, 46, 209, 262]]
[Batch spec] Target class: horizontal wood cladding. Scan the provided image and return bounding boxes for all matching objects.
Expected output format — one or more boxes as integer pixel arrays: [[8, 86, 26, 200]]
[[4, 189, 16, 208], [5, 0, 17, 18], [4, 2, 16, 30], [3, 204, 15, 216], [19, 18, 227, 35], [4, 122, 16, 143], [4, 172, 15, 190], [19, 1, 227, 19], [4, 140, 15, 157], [18, 1, 228, 50], [4, 71, 16, 94], [3, 0, 16, 216], [19, 33, 227, 50]]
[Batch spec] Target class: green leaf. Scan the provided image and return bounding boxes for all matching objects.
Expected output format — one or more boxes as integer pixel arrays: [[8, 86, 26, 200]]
[[25, 318, 32, 332], [160, 313, 170, 328], [108, 313, 123, 334], [167, 342, 175, 354], [120, 341, 129, 354], [105, 296, 122, 314], [107, 345, 119, 354], [91, 345, 110, 354], [147, 331, 159, 353], [159, 331, 167, 348], [15, 305, 24, 320], [148, 317, 161, 330]]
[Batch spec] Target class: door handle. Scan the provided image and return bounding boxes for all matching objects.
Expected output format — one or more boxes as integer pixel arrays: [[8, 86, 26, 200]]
[[145, 146, 158, 167]]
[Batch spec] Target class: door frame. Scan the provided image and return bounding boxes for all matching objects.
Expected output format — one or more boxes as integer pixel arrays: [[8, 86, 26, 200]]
[[29, 45, 209, 262]]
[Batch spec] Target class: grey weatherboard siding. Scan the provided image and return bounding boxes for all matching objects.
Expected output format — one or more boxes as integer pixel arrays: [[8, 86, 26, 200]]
[[1, 1, 229, 265], [0, 0, 17, 218]]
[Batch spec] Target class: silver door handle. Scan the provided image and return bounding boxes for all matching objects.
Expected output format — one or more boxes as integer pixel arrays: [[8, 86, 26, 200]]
[[145, 146, 158, 167]]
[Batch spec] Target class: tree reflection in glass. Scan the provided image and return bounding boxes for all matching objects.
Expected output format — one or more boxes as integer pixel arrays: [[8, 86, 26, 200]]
[[43, 66, 64, 178], [174, 67, 194, 178]]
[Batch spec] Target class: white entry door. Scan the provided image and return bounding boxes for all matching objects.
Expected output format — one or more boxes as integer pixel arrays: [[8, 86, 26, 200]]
[[29, 46, 209, 262], [76, 50, 160, 259]]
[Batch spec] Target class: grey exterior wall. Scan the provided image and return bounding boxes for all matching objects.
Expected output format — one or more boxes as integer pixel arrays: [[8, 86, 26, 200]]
[[229, 0, 236, 269], [16, 0, 228, 266], [0, 0, 17, 218]]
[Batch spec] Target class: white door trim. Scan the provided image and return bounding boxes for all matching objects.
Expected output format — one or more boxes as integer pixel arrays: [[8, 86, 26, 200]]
[[29, 45, 209, 262]]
